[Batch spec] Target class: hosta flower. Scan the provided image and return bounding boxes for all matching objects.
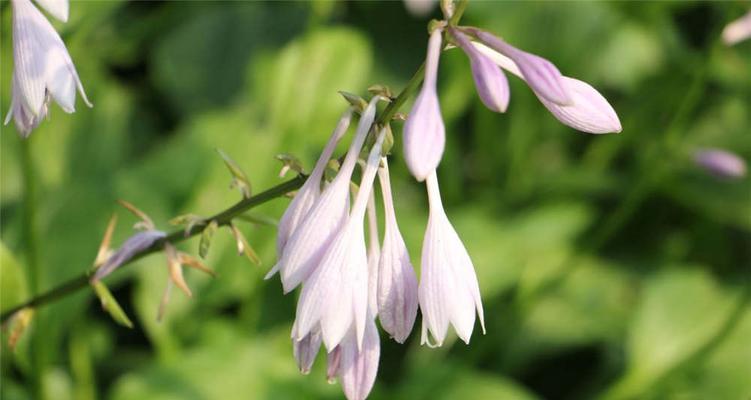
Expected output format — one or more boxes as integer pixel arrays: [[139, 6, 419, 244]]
[[326, 320, 380, 400], [471, 30, 621, 134], [4, 0, 92, 138], [451, 28, 509, 113], [272, 97, 380, 293], [403, 28, 446, 182], [92, 230, 166, 281], [293, 324, 322, 375], [366, 191, 380, 317], [694, 148, 747, 179], [376, 158, 418, 343], [273, 109, 353, 266], [293, 128, 387, 350], [722, 11, 751, 46], [419, 171, 484, 347]]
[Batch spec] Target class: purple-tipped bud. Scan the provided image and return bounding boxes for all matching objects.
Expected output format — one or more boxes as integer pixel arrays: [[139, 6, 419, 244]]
[[93, 230, 166, 281], [404, 29, 446, 182], [473, 42, 622, 134], [694, 149, 747, 179], [376, 158, 418, 343], [452, 29, 509, 113], [293, 326, 322, 375], [475, 30, 571, 106]]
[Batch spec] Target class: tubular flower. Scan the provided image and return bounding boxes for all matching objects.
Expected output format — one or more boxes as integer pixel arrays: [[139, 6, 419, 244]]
[[293, 324, 322, 375], [293, 128, 387, 351], [403, 28, 446, 182], [376, 158, 418, 343], [272, 97, 380, 293], [273, 109, 353, 268], [451, 28, 510, 113], [326, 320, 380, 400], [470, 30, 621, 134], [694, 148, 747, 179], [419, 171, 485, 347], [4, 0, 91, 138]]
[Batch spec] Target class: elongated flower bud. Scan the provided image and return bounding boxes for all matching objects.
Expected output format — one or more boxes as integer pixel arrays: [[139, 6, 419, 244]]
[[419, 171, 484, 347], [293, 128, 387, 351], [334, 321, 380, 400], [452, 28, 509, 113], [694, 148, 747, 179], [92, 230, 166, 281], [274, 98, 380, 293], [273, 109, 353, 267], [474, 30, 571, 106], [5, 0, 91, 137], [473, 41, 621, 134], [403, 29, 446, 181], [376, 158, 418, 343], [293, 325, 322, 375]]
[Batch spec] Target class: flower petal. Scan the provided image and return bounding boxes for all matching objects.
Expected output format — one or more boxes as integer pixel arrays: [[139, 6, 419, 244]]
[[453, 29, 509, 113], [34, 0, 68, 22]]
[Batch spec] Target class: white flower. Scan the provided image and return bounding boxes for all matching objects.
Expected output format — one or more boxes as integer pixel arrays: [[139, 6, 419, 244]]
[[272, 98, 379, 293], [326, 320, 380, 400], [403, 29, 446, 181], [5, 0, 91, 138], [472, 38, 621, 134], [419, 171, 484, 347], [376, 158, 418, 343], [293, 127, 387, 351]]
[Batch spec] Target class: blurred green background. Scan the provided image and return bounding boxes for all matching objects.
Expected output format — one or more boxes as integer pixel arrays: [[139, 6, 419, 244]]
[[1, 1, 750, 399]]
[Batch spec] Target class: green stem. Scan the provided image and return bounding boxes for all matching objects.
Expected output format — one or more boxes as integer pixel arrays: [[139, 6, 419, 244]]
[[19, 139, 40, 294]]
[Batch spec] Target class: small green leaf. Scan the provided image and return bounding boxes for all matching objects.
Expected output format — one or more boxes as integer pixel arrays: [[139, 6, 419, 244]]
[[92, 281, 134, 329], [216, 149, 252, 198], [200, 220, 219, 259]]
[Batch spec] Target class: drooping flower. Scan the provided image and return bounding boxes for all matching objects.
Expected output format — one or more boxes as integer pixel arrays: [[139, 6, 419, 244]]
[[272, 97, 380, 293], [326, 319, 380, 400], [419, 171, 484, 347], [293, 127, 387, 351], [470, 31, 621, 134], [376, 158, 418, 343], [4, 0, 92, 138], [722, 11, 751, 46], [403, 28, 446, 182], [366, 190, 380, 317], [451, 28, 510, 113], [694, 148, 747, 179], [272, 109, 353, 268], [293, 324, 322, 375]]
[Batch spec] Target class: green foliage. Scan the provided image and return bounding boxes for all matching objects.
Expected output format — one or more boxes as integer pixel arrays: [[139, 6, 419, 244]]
[[1, 2, 749, 400]]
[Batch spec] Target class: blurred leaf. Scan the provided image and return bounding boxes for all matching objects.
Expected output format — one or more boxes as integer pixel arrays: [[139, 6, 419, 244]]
[[92, 281, 134, 329], [0, 243, 27, 313], [236, 213, 278, 227]]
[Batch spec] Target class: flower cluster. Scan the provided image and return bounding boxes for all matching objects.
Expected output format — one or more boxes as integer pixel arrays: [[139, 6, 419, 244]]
[[4, 0, 91, 137], [270, 20, 622, 400]]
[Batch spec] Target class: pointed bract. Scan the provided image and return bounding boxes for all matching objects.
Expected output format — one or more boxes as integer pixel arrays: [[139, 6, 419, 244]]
[[376, 159, 418, 343], [403, 29, 446, 181], [419, 172, 484, 347]]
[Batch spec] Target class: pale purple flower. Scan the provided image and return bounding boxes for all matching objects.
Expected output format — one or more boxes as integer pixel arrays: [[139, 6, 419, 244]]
[[722, 11, 751, 46], [292, 324, 322, 375], [451, 28, 510, 113], [34, 0, 69, 22], [366, 191, 380, 317], [474, 30, 571, 106], [4, 0, 91, 138], [472, 36, 621, 134], [272, 98, 380, 293], [326, 320, 380, 400], [271, 109, 353, 271], [694, 149, 747, 179], [92, 230, 167, 281], [376, 158, 418, 343], [403, 29, 446, 182], [419, 171, 484, 347], [293, 127, 387, 351]]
